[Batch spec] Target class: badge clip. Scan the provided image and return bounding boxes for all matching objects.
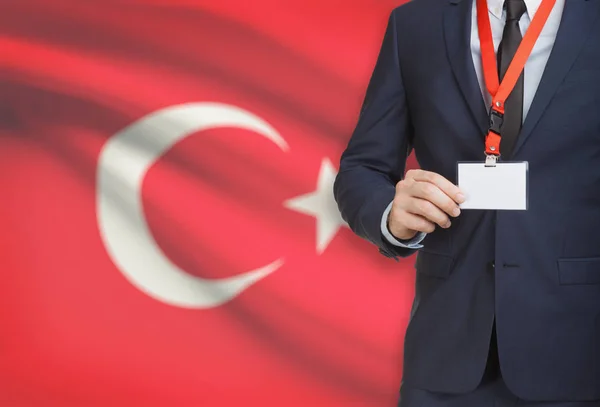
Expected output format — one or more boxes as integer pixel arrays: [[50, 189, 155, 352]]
[[485, 154, 498, 167]]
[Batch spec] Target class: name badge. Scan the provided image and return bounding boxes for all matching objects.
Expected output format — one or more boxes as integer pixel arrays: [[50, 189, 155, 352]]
[[457, 161, 528, 210]]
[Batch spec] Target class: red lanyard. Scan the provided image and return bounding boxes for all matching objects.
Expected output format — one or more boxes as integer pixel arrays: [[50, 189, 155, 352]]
[[477, 0, 556, 157]]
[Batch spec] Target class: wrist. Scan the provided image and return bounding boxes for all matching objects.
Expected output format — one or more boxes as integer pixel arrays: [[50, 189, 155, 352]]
[[387, 210, 418, 241]]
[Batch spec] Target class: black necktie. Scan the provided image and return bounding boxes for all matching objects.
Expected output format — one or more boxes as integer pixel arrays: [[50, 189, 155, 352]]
[[497, 0, 527, 160]]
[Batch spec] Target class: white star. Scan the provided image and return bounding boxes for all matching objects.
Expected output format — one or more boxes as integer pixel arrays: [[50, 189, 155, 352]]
[[284, 158, 348, 254]]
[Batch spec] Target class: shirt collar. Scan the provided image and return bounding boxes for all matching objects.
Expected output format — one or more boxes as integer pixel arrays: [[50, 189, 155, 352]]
[[487, 0, 543, 20]]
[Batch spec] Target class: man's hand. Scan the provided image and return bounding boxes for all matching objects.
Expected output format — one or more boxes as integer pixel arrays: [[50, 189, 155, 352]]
[[388, 169, 466, 241]]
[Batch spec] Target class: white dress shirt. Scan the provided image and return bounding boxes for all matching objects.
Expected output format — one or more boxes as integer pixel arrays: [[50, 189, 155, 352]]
[[381, 0, 565, 248]]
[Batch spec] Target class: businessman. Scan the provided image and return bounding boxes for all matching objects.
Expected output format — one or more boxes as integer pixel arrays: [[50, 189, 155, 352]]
[[334, 0, 600, 405]]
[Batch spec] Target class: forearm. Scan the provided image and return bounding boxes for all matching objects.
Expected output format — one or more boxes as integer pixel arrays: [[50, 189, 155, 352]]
[[335, 168, 414, 257]]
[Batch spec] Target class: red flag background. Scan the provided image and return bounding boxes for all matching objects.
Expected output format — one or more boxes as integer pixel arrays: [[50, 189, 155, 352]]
[[0, 1, 419, 406]]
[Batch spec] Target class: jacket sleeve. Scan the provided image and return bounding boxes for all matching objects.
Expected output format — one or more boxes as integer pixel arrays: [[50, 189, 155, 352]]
[[333, 9, 416, 260]]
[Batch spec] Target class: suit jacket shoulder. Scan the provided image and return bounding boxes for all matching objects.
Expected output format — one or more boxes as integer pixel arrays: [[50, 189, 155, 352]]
[[390, 0, 451, 58]]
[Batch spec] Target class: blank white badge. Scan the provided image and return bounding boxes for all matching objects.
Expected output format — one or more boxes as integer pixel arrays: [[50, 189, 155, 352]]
[[457, 162, 528, 210]]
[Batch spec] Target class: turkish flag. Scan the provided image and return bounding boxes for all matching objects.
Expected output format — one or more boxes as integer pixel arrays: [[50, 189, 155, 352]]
[[0, 1, 417, 406]]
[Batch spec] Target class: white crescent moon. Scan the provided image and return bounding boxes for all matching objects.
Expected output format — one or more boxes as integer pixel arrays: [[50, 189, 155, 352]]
[[96, 102, 288, 309]]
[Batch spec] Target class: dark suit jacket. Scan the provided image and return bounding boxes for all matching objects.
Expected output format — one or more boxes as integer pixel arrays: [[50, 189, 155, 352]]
[[334, 0, 600, 401]]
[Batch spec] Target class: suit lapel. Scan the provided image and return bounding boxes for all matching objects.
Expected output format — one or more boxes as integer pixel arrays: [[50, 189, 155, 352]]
[[512, 0, 600, 157], [444, 0, 489, 136]]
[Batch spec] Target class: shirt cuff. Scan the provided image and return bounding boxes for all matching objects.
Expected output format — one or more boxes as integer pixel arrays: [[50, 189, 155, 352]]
[[380, 201, 426, 248]]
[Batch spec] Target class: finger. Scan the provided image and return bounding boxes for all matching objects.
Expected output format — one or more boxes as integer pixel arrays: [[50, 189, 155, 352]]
[[409, 170, 465, 204], [411, 181, 462, 218], [397, 212, 436, 234], [406, 198, 451, 228]]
